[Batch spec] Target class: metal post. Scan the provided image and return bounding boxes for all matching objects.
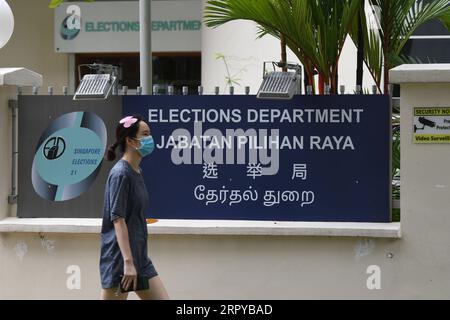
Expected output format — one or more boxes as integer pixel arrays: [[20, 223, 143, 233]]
[[215, 86, 220, 95], [68, 53, 76, 95], [355, 85, 362, 95], [122, 86, 128, 95], [48, 86, 54, 96], [306, 85, 313, 95], [8, 99, 18, 204], [388, 84, 394, 96], [62, 86, 68, 96], [198, 86, 203, 96], [112, 80, 118, 95], [168, 85, 174, 96], [182, 86, 189, 96], [32, 86, 39, 95], [245, 86, 250, 95], [229, 86, 234, 95], [139, 0, 152, 94], [136, 86, 142, 95], [372, 85, 378, 95], [339, 85, 346, 95]]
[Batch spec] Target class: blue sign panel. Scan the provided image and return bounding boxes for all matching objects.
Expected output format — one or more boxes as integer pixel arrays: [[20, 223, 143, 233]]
[[124, 95, 391, 222]]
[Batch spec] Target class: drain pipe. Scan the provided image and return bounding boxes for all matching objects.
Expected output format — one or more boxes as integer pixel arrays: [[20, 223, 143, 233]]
[[8, 87, 19, 204]]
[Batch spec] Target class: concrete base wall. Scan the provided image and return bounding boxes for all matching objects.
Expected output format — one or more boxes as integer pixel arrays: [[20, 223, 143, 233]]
[[0, 233, 405, 300]]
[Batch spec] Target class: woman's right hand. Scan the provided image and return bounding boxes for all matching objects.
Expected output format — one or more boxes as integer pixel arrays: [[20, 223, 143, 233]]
[[122, 260, 138, 291]]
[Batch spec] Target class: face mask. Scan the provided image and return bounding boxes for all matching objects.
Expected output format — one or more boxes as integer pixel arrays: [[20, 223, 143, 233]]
[[136, 136, 155, 157]]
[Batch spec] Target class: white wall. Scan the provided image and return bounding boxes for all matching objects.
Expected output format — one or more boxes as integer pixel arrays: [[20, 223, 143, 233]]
[[338, 37, 378, 93], [201, 12, 298, 95], [0, 232, 402, 300], [0, 0, 69, 94], [201, 0, 377, 95]]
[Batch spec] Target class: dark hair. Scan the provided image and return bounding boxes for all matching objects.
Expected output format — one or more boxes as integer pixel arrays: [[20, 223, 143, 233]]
[[106, 114, 146, 161]]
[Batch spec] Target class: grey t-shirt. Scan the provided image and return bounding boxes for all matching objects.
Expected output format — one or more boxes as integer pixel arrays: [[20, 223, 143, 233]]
[[99, 159, 158, 289]]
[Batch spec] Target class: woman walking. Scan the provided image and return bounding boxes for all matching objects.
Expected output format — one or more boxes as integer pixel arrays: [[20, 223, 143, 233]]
[[100, 114, 169, 300]]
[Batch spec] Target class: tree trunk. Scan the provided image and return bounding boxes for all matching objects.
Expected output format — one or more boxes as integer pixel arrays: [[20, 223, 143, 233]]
[[332, 65, 338, 94], [382, 0, 391, 95], [305, 67, 315, 95], [304, 71, 310, 94], [280, 34, 287, 72], [303, 61, 315, 95], [309, 74, 315, 94], [384, 58, 390, 95], [318, 74, 325, 95], [356, 4, 364, 89]]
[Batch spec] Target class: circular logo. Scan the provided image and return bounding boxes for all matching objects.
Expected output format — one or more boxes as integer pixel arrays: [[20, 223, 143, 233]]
[[43, 136, 66, 160], [60, 15, 81, 40], [0, 0, 15, 49], [32, 111, 107, 202]]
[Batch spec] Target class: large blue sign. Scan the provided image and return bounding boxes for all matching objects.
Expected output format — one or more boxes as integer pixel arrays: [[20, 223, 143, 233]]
[[124, 95, 391, 222]]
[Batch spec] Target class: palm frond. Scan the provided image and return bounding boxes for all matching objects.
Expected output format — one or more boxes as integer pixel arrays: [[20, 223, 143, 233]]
[[205, 0, 360, 92]]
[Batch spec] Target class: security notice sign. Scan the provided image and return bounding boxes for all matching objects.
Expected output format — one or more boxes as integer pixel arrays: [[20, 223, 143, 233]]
[[413, 108, 450, 143]]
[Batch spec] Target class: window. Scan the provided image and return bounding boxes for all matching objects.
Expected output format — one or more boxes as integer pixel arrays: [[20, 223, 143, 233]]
[[394, 17, 450, 96], [75, 52, 201, 94], [403, 20, 450, 63]]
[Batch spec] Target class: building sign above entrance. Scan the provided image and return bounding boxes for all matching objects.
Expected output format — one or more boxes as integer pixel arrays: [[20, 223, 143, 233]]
[[54, 1, 202, 53]]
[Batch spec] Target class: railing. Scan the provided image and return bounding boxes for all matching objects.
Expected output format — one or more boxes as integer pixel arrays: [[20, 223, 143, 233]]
[[24, 84, 389, 96]]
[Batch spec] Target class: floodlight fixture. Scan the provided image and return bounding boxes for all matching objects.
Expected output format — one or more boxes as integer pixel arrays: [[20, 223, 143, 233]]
[[74, 63, 119, 100], [257, 61, 302, 100]]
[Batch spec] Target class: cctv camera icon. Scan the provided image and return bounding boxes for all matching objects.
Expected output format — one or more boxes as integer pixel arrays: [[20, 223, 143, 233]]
[[414, 117, 436, 133]]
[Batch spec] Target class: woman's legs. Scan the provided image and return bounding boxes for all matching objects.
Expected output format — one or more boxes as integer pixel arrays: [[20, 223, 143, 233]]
[[101, 288, 129, 300], [135, 276, 170, 300]]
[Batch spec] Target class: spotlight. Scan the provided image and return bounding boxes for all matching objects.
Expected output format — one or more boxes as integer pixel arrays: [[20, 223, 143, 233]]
[[74, 63, 119, 100], [257, 61, 302, 100]]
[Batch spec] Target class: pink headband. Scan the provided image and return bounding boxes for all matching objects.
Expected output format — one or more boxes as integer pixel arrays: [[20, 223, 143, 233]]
[[119, 116, 138, 128]]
